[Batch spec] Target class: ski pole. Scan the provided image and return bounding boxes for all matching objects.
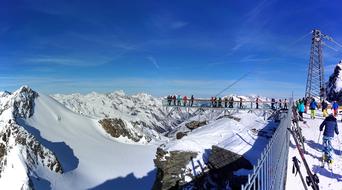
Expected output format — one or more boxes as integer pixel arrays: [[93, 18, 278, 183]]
[[337, 136, 341, 155], [317, 131, 322, 144]]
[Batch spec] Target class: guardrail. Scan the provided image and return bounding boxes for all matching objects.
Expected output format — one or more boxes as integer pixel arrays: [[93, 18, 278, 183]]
[[241, 107, 291, 190], [162, 99, 287, 110]]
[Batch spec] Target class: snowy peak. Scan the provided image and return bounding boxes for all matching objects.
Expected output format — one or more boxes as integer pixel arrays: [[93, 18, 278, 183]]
[[52, 91, 184, 136], [326, 60, 342, 102], [0, 85, 38, 120]]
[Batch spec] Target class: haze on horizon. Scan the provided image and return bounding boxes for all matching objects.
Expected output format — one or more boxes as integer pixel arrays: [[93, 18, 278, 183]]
[[1, 0, 342, 98]]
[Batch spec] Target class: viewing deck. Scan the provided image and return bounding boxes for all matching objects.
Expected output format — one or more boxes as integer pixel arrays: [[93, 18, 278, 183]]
[[162, 99, 288, 110]]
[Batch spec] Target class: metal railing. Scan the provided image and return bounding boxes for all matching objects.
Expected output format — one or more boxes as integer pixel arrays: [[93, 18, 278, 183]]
[[241, 108, 291, 190], [162, 99, 288, 110]]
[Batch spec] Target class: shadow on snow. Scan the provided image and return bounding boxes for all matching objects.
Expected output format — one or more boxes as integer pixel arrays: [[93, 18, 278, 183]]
[[88, 169, 157, 190], [16, 118, 79, 173], [312, 165, 342, 182]]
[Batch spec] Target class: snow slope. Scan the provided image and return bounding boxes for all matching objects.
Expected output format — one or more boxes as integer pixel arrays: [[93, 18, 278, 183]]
[[164, 110, 277, 178], [52, 91, 185, 138], [22, 93, 158, 189], [286, 111, 342, 190], [0, 87, 159, 190]]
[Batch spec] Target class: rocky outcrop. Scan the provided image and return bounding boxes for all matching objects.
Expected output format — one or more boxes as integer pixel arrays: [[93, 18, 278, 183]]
[[0, 122, 63, 178], [0, 86, 38, 119], [176, 132, 187, 139], [99, 118, 152, 142], [185, 121, 208, 130], [326, 61, 342, 103], [153, 148, 198, 190], [208, 146, 252, 171]]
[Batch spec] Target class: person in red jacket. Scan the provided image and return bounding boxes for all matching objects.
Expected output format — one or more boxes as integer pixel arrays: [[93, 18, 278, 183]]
[[183, 96, 188, 106]]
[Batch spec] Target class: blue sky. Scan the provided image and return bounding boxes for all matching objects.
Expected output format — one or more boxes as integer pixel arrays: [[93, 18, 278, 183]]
[[1, 0, 342, 97]]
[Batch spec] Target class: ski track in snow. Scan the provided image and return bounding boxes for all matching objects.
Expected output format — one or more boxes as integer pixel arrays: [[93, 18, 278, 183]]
[[286, 111, 342, 190]]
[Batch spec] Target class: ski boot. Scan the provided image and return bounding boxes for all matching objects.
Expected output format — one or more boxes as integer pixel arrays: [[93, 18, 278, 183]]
[[321, 153, 326, 168], [328, 159, 333, 170]]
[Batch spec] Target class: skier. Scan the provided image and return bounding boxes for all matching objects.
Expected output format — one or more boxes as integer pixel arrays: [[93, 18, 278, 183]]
[[183, 96, 188, 106], [298, 100, 305, 121], [332, 100, 339, 117], [211, 97, 214, 107], [213, 97, 217, 107], [278, 99, 282, 109], [190, 95, 194, 107], [321, 99, 328, 117], [309, 98, 318, 119], [239, 97, 242, 109], [319, 114, 339, 169], [224, 97, 228, 108]]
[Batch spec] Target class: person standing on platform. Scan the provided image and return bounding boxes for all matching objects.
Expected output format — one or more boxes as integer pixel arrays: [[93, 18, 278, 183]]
[[298, 100, 305, 121], [190, 95, 194, 107], [183, 96, 188, 106], [310, 98, 318, 119], [322, 99, 328, 117], [218, 97, 222, 107], [278, 99, 282, 109], [224, 97, 228, 108], [172, 95, 176, 106], [284, 99, 288, 109], [256, 97, 259, 109], [177, 95, 181, 106], [332, 101, 339, 117], [271, 98, 275, 110]]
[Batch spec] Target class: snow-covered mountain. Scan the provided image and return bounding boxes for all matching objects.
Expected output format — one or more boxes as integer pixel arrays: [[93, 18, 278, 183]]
[[0, 86, 159, 189], [326, 60, 342, 102], [52, 91, 186, 139], [0, 86, 282, 190]]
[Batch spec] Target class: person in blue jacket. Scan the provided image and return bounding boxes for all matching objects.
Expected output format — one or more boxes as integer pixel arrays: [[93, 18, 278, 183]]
[[332, 101, 339, 117], [309, 98, 318, 119], [319, 114, 339, 165], [297, 100, 305, 121]]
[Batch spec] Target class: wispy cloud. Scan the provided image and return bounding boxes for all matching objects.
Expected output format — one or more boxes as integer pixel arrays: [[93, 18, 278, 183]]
[[170, 21, 188, 29], [25, 55, 111, 67], [240, 55, 270, 63], [147, 56, 160, 69]]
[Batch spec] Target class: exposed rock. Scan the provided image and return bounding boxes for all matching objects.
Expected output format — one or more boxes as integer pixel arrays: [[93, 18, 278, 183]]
[[327, 61, 342, 103], [153, 147, 198, 190], [99, 118, 151, 142], [208, 146, 252, 171], [185, 121, 208, 130], [0, 143, 5, 160], [0, 122, 63, 176], [0, 86, 38, 119], [176, 132, 187, 140]]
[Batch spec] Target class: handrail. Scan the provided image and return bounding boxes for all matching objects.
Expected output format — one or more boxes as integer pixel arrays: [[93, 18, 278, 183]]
[[241, 107, 291, 190]]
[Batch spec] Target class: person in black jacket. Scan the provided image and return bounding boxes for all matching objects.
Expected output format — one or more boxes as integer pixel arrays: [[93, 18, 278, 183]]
[[319, 114, 339, 165]]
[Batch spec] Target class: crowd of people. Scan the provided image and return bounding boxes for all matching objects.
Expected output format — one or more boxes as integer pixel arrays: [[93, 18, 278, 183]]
[[295, 97, 340, 121], [166, 95, 288, 110], [294, 97, 340, 169]]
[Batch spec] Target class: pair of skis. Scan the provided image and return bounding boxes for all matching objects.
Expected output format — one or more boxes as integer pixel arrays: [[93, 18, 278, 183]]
[[289, 128, 320, 190]]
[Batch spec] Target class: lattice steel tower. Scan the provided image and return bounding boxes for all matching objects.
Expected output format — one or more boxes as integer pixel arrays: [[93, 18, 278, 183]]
[[305, 29, 325, 99]]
